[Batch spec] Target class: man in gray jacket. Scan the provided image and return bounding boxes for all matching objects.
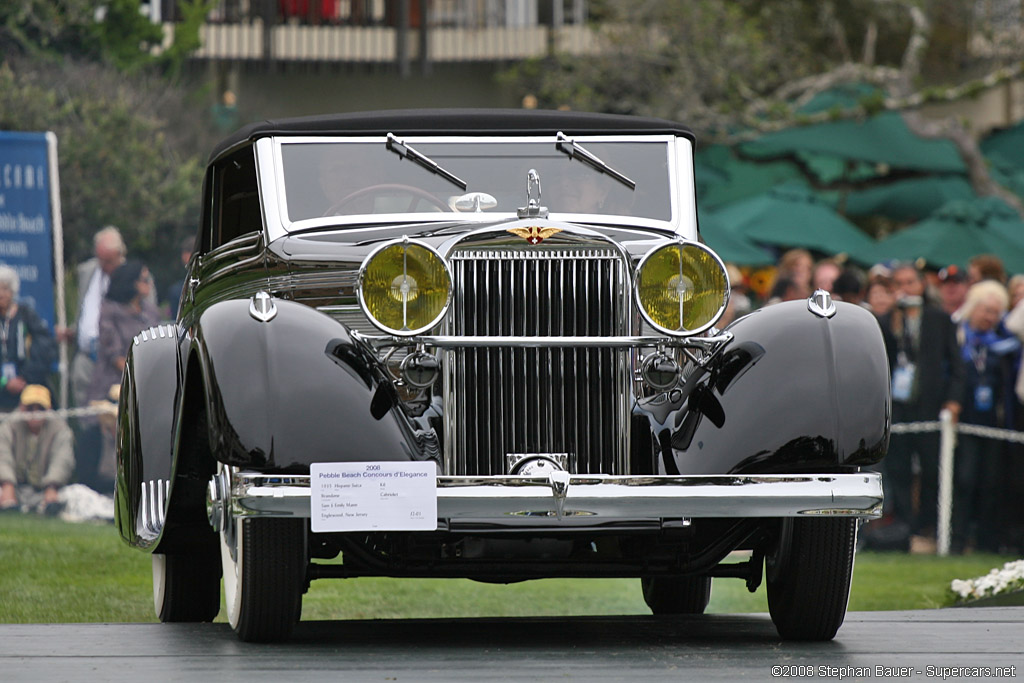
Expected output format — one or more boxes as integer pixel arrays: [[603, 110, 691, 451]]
[[64, 226, 127, 408], [57, 226, 125, 489], [0, 384, 75, 514]]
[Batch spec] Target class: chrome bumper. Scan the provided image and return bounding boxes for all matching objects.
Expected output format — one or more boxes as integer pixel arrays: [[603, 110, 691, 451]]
[[209, 471, 883, 531]]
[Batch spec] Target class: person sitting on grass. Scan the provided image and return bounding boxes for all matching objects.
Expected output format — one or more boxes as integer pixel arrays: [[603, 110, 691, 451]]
[[0, 385, 75, 515]]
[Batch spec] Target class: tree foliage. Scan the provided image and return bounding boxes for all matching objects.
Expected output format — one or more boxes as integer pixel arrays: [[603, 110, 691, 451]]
[[0, 58, 210, 270], [88, 0, 165, 71], [0, 0, 97, 61], [503, 0, 1023, 212], [0, 0, 212, 73], [0, 0, 217, 291]]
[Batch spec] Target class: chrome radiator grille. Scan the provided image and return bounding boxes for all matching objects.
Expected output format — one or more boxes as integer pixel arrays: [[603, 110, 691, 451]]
[[444, 246, 630, 476]]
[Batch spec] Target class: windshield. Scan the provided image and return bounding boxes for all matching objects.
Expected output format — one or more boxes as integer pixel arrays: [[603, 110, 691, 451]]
[[278, 138, 673, 225]]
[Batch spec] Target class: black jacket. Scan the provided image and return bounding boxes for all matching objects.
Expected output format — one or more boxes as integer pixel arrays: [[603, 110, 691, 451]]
[[879, 303, 966, 422], [0, 304, 56, 411]]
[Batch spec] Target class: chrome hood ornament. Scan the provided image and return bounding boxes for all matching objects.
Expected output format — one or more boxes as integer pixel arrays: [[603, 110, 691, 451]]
[[507, 225, 563, 245], [808, 289, 837, 319], [516, 168, 549, 219], [249, 291, 278, 323]]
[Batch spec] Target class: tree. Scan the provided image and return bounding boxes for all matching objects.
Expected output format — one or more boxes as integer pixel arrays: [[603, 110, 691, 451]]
[[502, 0, 1024, 214], [0, 0, 218, 295], [0, 0, 212, 74], [0, 57, 209, 272]]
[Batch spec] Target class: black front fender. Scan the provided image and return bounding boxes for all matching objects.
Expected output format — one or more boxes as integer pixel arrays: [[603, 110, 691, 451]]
[[193, 298, 429, 471], [115, 324, 181, 549], [636, 300, 891, 475]]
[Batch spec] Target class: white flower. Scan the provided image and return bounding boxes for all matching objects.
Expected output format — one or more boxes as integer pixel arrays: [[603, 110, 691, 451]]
[[950, 579, 973, 599], [951, 559, 1024, 603]]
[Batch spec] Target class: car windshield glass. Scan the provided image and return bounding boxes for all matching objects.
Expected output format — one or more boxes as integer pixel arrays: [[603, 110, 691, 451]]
[[279, 139, 672, 224]]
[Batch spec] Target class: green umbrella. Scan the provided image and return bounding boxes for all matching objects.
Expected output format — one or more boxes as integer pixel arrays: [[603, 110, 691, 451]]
[[739, 84, 967, 175], [695, 145, 803, 210], [982, 120, 1024, 172], [708, 182, 874, 256], [697, 212, 775, 266], [988, 157, 1024, 200], [848, 198, 1024, 274], [844, 176, 976, 221], [970, 196, 1024, 250]]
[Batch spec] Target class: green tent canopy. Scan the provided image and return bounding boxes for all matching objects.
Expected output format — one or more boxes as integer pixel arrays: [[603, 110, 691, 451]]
[[848, 197, 1024, 274], [973, 196, 1024, 250], [981, 120, 1024, 172], [697, 212, 775, 266], [695, 145, 803, 210], [741, 112, 967, 174], [988, 157, 1024, 200], [739, 84, 967, 175], [707, 182, 874, 256], [844, 176, 976, 221]]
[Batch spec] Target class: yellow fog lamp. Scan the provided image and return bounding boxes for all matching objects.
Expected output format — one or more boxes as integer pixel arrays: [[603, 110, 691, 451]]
[[358, 238, 452, 336], [634, 241, 729, 336]]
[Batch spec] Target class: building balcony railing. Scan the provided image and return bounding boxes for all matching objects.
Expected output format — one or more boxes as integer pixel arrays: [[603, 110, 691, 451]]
[[154, 0, 600, 68]]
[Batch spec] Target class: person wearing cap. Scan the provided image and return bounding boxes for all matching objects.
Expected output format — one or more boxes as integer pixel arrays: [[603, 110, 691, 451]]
[[938, 265, 969, 318], [0, 385, 75, 514]]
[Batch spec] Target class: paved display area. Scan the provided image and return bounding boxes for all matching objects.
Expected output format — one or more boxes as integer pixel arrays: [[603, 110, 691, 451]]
[[1, 608, 1021, 681]]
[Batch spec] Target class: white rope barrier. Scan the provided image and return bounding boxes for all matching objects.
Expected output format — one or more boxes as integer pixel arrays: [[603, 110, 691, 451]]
[[890, 411, 1024, 556], [0, 404, 115, 423]]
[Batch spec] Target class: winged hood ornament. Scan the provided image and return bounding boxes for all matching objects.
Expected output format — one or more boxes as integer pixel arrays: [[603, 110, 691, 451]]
[[507, 225, 563, 245]]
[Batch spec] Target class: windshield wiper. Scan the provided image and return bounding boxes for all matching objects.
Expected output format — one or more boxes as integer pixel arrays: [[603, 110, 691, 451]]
[[386, 133, 467, 190], [555, 131, 636, 190]]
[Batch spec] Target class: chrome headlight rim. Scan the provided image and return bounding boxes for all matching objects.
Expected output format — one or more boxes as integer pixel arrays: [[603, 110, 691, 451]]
[[357, 237, 453, 337], [633, 239, 731, 337]]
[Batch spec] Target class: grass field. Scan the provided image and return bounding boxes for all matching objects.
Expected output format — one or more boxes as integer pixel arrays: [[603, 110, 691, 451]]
[[0, 514, 1016, 623]]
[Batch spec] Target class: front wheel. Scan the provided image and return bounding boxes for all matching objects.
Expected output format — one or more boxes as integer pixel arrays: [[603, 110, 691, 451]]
[[641, 576, 712, 615], [766, 517, 857, 641], [153, 550, 221, 622], [221, 516, 307, 642]]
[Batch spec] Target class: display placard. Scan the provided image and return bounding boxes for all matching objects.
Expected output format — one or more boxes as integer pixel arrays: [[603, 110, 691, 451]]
[[311, 461, 438, 532]]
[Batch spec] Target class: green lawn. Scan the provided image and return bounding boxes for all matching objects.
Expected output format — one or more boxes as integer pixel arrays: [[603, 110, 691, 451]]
[[0, 514, 1015, 623]]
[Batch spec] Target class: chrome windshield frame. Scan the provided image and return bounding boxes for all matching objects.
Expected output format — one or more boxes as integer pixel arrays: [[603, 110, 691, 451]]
[[259, 134, 696, 243]]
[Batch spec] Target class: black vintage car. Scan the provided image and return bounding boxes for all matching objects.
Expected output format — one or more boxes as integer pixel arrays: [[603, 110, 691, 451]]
[[115, 109, 888, 643]]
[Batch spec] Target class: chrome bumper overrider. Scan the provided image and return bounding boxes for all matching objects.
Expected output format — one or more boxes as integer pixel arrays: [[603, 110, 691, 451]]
[[208, 471, 883, 531]]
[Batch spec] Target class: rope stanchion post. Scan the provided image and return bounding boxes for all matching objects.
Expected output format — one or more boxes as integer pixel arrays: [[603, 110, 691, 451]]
[[936, 409, 956, 557], [890, 416, 1024, 555]]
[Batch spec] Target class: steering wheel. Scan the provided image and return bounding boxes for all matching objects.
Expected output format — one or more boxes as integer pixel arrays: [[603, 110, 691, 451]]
[[323, 183, 450, 216]]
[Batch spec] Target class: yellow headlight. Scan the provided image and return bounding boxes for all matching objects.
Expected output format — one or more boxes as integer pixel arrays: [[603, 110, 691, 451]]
[[359, 239, 452, 335], [635, 242, 729, 335]]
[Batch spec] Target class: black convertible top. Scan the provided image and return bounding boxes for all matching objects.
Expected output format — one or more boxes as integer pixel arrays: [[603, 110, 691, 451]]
[[209, 108, 695, 162]]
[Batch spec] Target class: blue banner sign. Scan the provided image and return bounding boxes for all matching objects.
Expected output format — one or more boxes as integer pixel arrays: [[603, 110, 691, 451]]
[[0, 131, 57, 329]]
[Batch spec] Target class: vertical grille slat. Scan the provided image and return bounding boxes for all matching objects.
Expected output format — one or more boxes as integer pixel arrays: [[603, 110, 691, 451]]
[[446, 245, 628, 476]]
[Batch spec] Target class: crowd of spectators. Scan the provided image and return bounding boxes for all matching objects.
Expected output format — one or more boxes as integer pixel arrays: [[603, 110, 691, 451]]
[[725, 248, 1024, 555], [0, 225, 188, 515]]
